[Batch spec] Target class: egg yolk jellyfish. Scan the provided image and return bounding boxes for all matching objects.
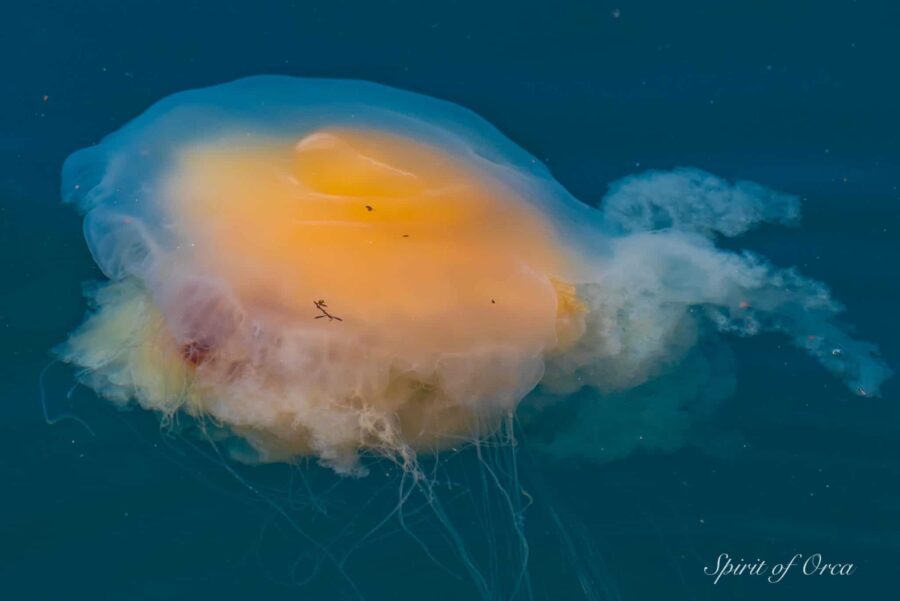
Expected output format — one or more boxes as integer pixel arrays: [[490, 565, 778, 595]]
[[56, 76, 891, 599]]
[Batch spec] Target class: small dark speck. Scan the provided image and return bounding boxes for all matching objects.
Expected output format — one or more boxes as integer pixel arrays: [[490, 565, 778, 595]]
[[491, 299, 496, 304], [402, 234, 409, 238], [365, 205, 373, 212]]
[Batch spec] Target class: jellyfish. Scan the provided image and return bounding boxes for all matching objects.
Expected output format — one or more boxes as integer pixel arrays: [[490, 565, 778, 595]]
[[57, 75, 891, 479]]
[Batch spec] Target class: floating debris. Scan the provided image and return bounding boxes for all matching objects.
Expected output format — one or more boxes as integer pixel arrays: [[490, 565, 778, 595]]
[[314, 299, 343, 322]]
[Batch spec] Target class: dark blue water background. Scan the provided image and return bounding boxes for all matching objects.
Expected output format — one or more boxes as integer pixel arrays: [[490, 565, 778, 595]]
[[1, 1, 898, 599]]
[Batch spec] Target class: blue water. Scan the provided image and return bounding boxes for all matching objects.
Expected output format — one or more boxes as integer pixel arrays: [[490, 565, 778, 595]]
[[2, 1, 899, 600]]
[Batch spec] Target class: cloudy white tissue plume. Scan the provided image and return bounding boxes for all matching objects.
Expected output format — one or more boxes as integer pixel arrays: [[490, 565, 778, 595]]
[[600, 167, 801, 237], [531, 168, 891, 462]]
